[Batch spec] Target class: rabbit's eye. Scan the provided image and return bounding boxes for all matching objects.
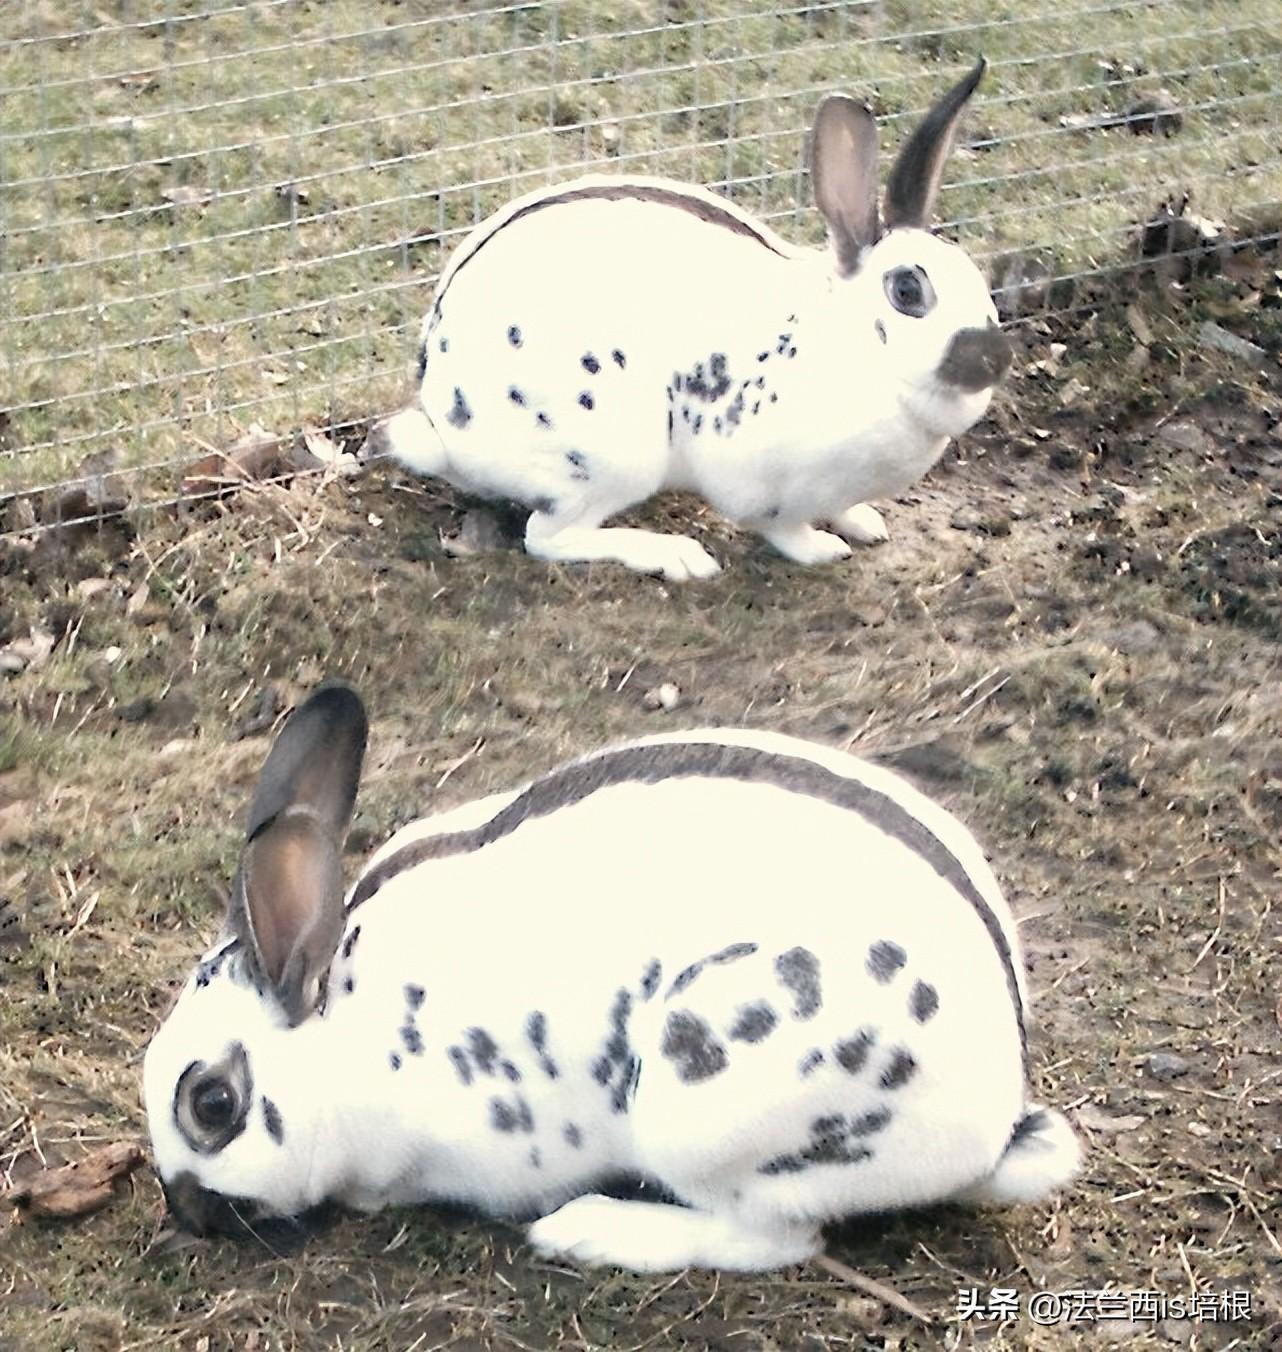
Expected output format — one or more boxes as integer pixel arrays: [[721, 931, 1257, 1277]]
[[884, 266, 935, 318], [174, 1042, 253, 1153], [192, 1078, 237, 1130]]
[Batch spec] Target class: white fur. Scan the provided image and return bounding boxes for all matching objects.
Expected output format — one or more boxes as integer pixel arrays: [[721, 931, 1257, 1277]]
[[368, 154, 1002, 579], [144, 727, 1079, 1272]]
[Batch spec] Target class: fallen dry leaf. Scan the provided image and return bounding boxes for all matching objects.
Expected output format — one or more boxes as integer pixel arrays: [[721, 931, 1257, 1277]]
[[3, 1141, 145, 1219], [180, 424, 307, 499], [1072, 1103, 1146, 1135]]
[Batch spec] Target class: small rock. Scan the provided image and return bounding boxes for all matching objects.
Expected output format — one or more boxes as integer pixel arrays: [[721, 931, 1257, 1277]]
[[1197, 321, 1267, 368], [1186, 1120, 1211, 1138], [1158, 420, 1211, 454], [101, 646, 123, 664], [642, 683, 680, 712], [1102, 619, 1161, 654], [1146, 1051, 1191, 1081]]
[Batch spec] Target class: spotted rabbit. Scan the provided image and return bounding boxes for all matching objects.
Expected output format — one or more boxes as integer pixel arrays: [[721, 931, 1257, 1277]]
[[367, 60, 1011, 580], [145, 686, 1079, 1271]]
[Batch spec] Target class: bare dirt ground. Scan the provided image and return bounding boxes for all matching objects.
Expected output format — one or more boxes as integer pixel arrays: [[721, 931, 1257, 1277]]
[[1, 261, 1280, 1348]]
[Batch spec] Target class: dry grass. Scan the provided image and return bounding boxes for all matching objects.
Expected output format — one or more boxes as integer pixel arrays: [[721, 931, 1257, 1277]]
[[2, 254, 1281, 1347]]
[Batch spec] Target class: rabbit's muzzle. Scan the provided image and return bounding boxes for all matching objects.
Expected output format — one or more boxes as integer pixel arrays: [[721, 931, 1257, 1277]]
[[162, 1170, 258, 1237], [937, 321, 1012, 392]]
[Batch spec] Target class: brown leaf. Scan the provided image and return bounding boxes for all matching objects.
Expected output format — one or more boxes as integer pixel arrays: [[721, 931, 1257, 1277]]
[[180, 424, 302, 499], [1073, 1103, 1146, 1135], [4, 1141, 145, 1219]]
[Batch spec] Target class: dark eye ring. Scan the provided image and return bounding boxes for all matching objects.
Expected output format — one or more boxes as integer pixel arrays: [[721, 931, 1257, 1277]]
[[191, 1078, 237, 1131], [884, 266, 935, 318]]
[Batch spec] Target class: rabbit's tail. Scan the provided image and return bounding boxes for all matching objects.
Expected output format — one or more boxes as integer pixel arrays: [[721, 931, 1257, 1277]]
[[958, 1106, 1082, 1206], [361, 405, 449, 478]]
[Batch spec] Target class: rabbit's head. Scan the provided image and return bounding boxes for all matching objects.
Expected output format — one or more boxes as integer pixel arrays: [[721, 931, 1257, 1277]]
[[144, 686, 368, 1235], [810, 59, 1012, 437]]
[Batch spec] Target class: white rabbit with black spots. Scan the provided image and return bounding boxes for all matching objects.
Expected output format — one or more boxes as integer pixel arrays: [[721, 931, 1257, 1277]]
[[144, 685, 1080, 1272], [367, 59, 1012, 580]]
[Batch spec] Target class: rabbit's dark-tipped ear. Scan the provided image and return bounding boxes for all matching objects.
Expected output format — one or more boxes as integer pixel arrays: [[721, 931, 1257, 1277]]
[[884, 57, 985, 231], [810, 94, 880, 277], [232, 685, 368, 1025]]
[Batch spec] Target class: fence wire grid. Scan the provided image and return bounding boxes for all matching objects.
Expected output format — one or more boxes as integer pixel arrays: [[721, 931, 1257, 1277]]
[[1, 0, 1279, 538]]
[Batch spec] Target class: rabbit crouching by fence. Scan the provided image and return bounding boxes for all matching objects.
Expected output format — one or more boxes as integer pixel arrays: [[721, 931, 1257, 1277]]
[[144, 687, 1079, 1272], [367, 60, 1012, 580]]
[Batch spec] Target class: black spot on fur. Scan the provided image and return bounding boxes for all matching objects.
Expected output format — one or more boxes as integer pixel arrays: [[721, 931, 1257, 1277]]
[[680, 353, 732, 402], [661, 1010, 729, 1084], [565, 449, 590, 481], [725, 391, 745, 428], [415, 343, 428, 381], [867, 940, 907, 983], [850, 1106, 893, 1136], [501, 1059, 521, 1083], [612, 349, 626, 368], [606, 988, 632, 1061], [757, 351, 769, 363], [526, 1011, 560, 1080], [439, 336, 449, 353], [668, 961, 703, 996], [667, 943, 755, 998], [758, 1112, 875, 1176], [1007, 1107, 1051, 1150], [508, 325, 522, 346], [728, 1000, 778, 1043], [528, 1147, 542, 1169], [591, 1057, 612, 1086], [693, 414, 703, 433], [508, 386, 526, 406], [834, 1028, 875, 1074], [640, 959, 662, 1000], [775, 332, 792, 354], [467, 1028, 499, 1076], [798, 1049, 824, 1077], [536, 411, 553, 429], [578, 391, 594, 410], [405, 984, 425, 1011], [262, 1097, 284, 1145], [775, 947, 822, 1020], [401, 1024, 424, 1055], [751, 401, 760, 416], [754, 376, 765, 389], [490, 1096, 534, 1133], [667, 410, 673, 438], [769, 392, 778, 403], [447, 1046, 472, 1087], [910, 980, 939, 1022], [713, 416, 722, 434], [581, 353, 600, 374], [389, 1052, 402, 1071], [343, 977, 354, 995], [447, 387, 472, 429], [880, 1047, 917, 1089], [340, 926, 360, 959], [563, 1122, 583, 1148], [875, 319, 887, 345], [786, 346, 797, 358]]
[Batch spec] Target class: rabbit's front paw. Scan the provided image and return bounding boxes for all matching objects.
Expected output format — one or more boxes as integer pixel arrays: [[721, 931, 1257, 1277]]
[[760, 523, 853, 567], [831, 503, 889, 545]]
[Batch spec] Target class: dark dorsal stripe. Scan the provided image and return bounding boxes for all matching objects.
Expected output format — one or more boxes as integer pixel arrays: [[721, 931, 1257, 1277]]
[[349, 741, 1027, 1069], [437, 183, 789, 306]]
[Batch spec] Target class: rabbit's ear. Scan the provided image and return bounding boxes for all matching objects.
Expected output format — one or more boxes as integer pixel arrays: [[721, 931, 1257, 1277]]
[[884, 57, 985, 230], [810, 95, 880, 277], [232, 685, 368, 1024]]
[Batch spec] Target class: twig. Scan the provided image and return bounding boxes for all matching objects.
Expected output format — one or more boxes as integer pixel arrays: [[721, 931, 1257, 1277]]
[[813, 1252, 935, 1326]]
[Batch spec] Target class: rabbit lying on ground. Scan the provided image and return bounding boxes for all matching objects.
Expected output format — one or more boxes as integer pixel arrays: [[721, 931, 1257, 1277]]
[[145, 686, 1079, 1272]]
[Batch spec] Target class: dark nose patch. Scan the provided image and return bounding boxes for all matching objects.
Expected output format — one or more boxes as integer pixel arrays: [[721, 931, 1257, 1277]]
[[163, 1170, 256, 1237], [937, 322, 1012, 392]]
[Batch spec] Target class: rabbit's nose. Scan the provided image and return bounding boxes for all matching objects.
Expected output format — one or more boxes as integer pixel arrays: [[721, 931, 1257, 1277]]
[[937, 321, 1013, 392]]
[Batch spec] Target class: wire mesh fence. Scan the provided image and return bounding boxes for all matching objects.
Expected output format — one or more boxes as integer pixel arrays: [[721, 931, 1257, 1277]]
[[1, 0, 1278, 539]]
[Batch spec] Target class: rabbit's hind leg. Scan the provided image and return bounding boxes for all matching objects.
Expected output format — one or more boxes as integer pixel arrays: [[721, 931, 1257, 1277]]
[[526, 1193, 819, 1273], [524, 458, 720, 582]]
